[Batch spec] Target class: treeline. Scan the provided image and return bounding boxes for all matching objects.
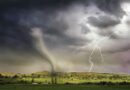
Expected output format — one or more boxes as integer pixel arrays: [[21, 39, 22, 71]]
[[58, 72, 130, 81], [0, 72, 50, 78]]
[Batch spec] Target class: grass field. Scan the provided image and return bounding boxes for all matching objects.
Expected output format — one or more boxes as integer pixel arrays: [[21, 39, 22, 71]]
[[0, 72, 130, 90], [0, 85, 130, 90], [0, 72, 130, 85]]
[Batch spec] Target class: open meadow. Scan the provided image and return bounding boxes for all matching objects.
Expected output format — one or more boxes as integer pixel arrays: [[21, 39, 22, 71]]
[[0, 72, 130, 85], [0, 72, 130, 90]]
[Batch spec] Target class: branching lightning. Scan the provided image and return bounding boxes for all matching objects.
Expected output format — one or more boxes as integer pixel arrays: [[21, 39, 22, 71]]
[[79, 6, 122, 72], [80, 16, 107, 72], [88, 46, 96, 72], [88, 45, 104, 72], [88, 30, 117, 72]]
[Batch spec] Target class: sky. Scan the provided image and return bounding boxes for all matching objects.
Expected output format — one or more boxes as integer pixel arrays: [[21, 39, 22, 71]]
[[0, 0, 130, 74]]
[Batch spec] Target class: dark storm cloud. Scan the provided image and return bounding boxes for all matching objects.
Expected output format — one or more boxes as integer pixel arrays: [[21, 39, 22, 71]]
[[0, 0, 76, 10], [0, 25, 33, 51], [94, 0, 124, 17], [0, 0, 123, 13], [0, 0, 126, 52], [88, 15, 120, 28]]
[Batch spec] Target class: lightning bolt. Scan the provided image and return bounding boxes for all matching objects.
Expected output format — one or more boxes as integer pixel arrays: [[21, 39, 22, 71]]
[[88, 46, 96, 72], [88, 30, 117, 72], [80, 15, 120, 72], [88, 45, 104, 72]]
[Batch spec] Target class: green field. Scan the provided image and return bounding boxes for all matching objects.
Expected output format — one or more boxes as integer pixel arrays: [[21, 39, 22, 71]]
[[0, 72, 130, 85], [0, 85, 130, 90], [0, 72, 130, 90]]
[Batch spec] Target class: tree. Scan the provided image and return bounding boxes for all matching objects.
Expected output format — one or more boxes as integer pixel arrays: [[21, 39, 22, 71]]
[[0, 74, 3, 78]]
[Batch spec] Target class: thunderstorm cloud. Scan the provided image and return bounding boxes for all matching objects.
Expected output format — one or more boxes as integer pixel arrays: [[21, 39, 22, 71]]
[[0, 0, 130, 74]]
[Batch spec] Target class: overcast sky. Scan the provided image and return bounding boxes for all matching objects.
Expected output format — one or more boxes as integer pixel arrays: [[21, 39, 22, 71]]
[[0, 0, 130, 74]]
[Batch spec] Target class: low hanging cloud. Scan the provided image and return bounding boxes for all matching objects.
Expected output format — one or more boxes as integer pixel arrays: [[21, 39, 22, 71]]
[[88, 15, 120, 28]]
